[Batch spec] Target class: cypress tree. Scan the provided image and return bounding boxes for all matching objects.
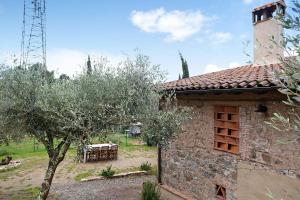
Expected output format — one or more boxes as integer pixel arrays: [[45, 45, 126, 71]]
[[179, 52, 189, 78], [87, 55, 92, 75], [178, 73, 181, 80]]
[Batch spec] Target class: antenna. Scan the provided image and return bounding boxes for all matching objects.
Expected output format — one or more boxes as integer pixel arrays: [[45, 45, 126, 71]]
[[21, 0, 46, 68]]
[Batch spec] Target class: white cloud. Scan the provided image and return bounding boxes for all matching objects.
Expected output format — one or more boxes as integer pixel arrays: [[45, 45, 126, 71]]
[[203, 62, 240, 74], [131, 7, 207, 42], [228, 62, 240, 68], [47, 49, 86, 76], [203, 64, 220, 73], [0, 49, 125, 77], [47, 49, 124, 76], [210, 32, 232, 44]]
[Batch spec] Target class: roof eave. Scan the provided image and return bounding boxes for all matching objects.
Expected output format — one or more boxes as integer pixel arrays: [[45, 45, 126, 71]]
[[167, 87, 281, 95]]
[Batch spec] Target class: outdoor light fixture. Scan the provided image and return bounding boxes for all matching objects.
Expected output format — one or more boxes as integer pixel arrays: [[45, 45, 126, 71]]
[[255, 104, 268, 113]]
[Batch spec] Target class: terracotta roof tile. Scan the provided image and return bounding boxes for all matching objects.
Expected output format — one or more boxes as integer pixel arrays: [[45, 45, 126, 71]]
[[161, 64, 283, 92], [252, 0, 286, 12]]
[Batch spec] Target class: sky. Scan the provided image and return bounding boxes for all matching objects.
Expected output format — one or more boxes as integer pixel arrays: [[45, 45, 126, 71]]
[[0, 0, 293, 81]]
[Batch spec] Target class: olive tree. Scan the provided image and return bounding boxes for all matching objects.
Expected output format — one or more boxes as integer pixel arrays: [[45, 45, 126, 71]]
[[110, 54, 191, 146], [0, 53, 190, 199], [266, 1, 300, 133], [0, 64, 120, 199]]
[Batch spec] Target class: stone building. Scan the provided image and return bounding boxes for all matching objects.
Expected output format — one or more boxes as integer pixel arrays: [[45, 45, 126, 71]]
[[160, 1, 300, 199]]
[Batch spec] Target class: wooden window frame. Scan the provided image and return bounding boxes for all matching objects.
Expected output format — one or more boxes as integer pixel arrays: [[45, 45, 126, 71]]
[[214, 105, 239, 154]]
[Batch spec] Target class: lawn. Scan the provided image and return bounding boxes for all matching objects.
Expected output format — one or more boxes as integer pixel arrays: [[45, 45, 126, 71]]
[[0, 133, 155, 160], [0, 133, 157, 199]]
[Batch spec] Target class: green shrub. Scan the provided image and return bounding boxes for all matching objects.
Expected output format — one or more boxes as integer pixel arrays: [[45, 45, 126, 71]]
[[142, 133, 157, 146], [140, 161, 152, 171], [100, 165, 115, 178], [97, 134, 120, 144], [141, 181, 160, 200]]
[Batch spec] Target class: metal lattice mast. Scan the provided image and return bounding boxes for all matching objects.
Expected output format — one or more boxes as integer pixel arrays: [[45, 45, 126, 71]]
[[21, 0, 46, 68]]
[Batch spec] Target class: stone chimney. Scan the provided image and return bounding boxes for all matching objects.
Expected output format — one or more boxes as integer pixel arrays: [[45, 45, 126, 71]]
[[252, 0, 286, 65]]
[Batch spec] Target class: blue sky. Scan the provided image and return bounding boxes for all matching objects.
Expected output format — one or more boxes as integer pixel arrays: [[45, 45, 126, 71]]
[[0, 0, 293, 80]]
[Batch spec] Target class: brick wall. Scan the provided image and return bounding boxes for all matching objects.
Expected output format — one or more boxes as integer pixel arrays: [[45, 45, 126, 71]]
[[161, 92, 300, 200]]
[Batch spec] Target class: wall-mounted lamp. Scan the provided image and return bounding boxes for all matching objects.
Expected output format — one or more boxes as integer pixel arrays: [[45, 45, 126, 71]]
[[255, 104, 268, 113]]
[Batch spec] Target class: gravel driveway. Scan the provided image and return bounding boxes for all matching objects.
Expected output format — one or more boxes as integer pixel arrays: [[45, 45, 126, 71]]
[[49, 175, 156, 200]]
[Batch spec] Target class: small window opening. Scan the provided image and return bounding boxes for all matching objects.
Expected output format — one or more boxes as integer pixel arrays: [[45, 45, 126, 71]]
[[214, 106, 239, 154], [217, 113, 222, 120], [216, 185, 226, 200]]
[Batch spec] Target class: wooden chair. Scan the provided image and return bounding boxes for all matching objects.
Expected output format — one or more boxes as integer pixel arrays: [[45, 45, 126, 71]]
[[86, 148, 93, 162], [110, 145, 118, 160], [90, 147, 100, 161], [100, 146, 109, 160]]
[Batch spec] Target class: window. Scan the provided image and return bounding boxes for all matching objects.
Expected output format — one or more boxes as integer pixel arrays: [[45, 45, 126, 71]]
[[215, 185, 226, 200], [214, 106, 239, 154]]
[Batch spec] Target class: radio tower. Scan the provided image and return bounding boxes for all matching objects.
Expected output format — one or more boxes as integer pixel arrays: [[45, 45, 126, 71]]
[[20, 0, 46, 68]]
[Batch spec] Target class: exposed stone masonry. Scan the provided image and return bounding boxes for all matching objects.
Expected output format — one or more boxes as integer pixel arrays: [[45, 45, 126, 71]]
[[161, 92, 300, 200]]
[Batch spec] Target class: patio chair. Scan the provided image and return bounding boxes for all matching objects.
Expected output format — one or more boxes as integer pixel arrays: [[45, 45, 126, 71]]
[[100, 146, 109, 160], [110, 145, 118, 160], [86, 148, 93, 162], [90, 147, 100, 161]]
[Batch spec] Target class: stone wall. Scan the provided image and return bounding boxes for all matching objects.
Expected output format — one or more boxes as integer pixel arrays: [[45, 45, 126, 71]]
[[161, 92, 300, 200]]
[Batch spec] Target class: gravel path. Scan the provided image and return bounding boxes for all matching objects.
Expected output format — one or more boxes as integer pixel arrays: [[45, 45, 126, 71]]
[[49, 175, 156, 200]]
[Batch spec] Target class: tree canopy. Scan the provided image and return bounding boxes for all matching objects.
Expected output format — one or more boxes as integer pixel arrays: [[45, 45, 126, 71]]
[[0, 54, 189, 199], [266, 1, 300, 133]]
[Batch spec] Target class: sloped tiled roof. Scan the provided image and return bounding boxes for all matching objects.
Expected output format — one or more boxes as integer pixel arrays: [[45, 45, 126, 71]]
[[162, 64, 283, 92], [253, 0, 286, 12]]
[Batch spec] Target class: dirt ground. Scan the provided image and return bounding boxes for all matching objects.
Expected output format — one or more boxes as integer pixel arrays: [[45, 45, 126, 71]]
[[48, 175, 184, 200], [0, 149, 157, 199], [49, 175, 157, 200]]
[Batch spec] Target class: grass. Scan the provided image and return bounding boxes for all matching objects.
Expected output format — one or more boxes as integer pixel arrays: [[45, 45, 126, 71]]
[[104, 164, 157, 176], [114, 166, 141, 174], [0, 137, 77, 161], [91, 133, 156, 153], [1, 186, 41, 200], [0, 155, 46, 181], [22, 186, 41, 199], [150, 165, 158, 176], [74, 170, 94, 181], [0, 133, 157, 189], [0, 133, 155, 161], [0, 138, 47, 160]]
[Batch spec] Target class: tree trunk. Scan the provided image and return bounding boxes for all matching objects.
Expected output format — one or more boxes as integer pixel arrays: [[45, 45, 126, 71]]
[[38, 158, 58, 200], [4, 136, 9, 146], [37, 137, 71, 200], [157, 143, 162, 184], [76, 138, 86, 162], [76, 143, 84, 162]]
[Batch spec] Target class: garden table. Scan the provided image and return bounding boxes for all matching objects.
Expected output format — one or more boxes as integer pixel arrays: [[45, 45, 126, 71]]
[[83, 143, 117, 163]]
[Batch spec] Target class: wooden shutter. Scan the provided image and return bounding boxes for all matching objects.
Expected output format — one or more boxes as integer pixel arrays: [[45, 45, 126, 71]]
[[214, 106, 239, 154]]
